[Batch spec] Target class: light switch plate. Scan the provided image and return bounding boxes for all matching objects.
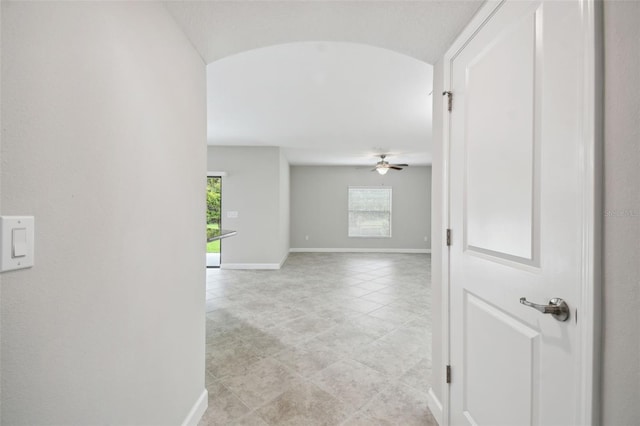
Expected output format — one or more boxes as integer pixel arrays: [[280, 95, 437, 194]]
[[1, 216, 35, 272]]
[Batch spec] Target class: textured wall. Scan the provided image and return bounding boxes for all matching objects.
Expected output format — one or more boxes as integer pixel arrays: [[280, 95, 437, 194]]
[[601, 1, 640, 424], [1, 2, 206, 424], [290, 166, 431, 251]]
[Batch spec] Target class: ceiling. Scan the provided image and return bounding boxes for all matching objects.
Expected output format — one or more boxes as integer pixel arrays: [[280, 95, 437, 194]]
[[164, 1, 485, 166], [206, 41, 433, 165]]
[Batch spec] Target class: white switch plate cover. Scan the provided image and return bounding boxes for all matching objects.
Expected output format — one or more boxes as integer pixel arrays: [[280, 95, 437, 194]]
[[1, 216, 35, 272], [227, 211, 238, 218]]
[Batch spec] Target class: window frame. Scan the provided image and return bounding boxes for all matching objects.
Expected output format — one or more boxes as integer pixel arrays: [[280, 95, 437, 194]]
[[347, 186, 393, 238]]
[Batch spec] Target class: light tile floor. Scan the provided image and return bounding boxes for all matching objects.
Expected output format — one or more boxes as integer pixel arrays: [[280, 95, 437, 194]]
[[200, 252, 437, 426]]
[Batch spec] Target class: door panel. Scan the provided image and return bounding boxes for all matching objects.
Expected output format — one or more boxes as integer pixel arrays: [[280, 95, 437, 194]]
[[464, 292, 540, 426], [465, 11, 536, 262], [450, 1, 588, 425]]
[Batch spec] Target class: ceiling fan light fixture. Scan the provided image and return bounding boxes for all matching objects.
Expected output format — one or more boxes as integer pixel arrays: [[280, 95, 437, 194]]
[[371, 154, 408, 174]]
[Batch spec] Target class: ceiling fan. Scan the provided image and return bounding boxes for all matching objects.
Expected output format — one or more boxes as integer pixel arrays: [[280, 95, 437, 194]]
[[372, 155, 408, 175]]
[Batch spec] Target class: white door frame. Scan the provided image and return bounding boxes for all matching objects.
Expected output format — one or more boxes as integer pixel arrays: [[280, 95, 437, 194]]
[[436, 1, 602, 424]]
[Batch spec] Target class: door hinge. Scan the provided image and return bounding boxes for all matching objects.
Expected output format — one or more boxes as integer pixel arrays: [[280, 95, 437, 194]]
[[446, 229, 452, 246], [443, 91, 453, 112], [446, 365, 452, 384]]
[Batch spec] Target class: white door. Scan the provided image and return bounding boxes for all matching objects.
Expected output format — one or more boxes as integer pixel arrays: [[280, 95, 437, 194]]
[[448, 1, 597, 425]]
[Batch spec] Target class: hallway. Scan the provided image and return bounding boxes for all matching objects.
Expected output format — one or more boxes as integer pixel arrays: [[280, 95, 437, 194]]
[[201, 253, 435, 425]]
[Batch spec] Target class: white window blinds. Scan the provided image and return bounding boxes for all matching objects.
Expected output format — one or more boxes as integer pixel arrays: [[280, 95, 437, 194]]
[[348, 187, 392, 238]]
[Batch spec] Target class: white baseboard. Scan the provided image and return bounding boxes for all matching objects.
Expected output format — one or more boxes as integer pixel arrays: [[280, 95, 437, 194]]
[[221, 252, 289, 270], [427, 387, 443, 426], [220, 251, 289, 269], [278, 251, 289, 268], [290, 248, 431, 254], [181, 388, 208, 426], [221, 263, 281, 270]]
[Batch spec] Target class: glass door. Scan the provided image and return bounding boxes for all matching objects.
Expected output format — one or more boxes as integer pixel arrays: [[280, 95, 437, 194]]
[[206, 176, 222, 268]]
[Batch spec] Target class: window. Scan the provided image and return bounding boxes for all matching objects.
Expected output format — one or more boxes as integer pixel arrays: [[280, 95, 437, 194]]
[[348, 187, 392, 237]]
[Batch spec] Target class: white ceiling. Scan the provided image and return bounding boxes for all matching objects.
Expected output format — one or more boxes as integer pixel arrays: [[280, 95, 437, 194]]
[[164, 1, 484, 166], [207, 41, 433, 165]]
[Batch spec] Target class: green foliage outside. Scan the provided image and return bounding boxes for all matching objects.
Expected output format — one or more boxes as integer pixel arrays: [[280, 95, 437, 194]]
[[207, 240, 220, 253], [206, 224, 220, 253], [207, 177, 222, 254], [207, 178, 221, 225]]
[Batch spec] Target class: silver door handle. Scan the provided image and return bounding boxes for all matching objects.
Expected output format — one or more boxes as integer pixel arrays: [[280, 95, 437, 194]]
[[519, 297, 570, 322]]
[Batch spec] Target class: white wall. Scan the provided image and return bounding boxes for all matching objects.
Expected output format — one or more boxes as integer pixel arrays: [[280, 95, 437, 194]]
[[290, 166, 431, 251], [429, 2, 640, 423], [601, 1, 640, 424], [207, 146, 290, 268], [429, 58, 445, 414], [279, 150, 291, 259], [1, 2, 206, 424], [0, 2, 3, 419]]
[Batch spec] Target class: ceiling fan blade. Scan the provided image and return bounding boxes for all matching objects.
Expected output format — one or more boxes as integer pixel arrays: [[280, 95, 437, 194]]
[[389, 166, 404, 170], [389, 163, 409, 167], [371, 168, 379, 172]]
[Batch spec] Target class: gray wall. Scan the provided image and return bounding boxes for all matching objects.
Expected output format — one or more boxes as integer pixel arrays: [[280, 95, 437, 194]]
[[601, 1, 640, 424], [207, 146, 290, 267], [430, 2, 640, 423], [1, 2, 206, 424], [290, 166, 431, 251]]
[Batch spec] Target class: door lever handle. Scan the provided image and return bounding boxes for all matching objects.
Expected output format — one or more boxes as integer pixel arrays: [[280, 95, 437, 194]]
[[519, 297, 570, 322]]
